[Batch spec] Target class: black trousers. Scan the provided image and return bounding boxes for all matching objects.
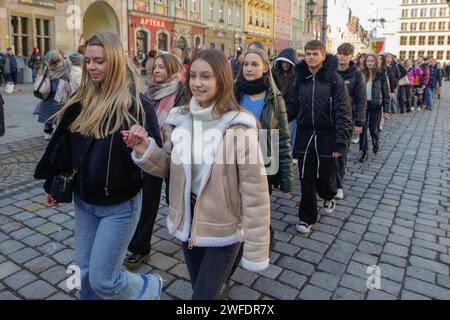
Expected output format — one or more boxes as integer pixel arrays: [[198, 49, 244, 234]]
[[360, 102, 381, 153], [185, 196, 243, 300], [297, 133, 337, 225], [127, 173, 163, 255], [336, 133, 352, 189]]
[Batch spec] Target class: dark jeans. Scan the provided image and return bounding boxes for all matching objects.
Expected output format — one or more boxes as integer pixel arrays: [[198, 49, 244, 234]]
[[128, 173, 163, 255], [297, 132, 337, 225], [183, 196, 243, 301], [5, 72, 17, 84], [336, 133, 352, 189], [398, 85, 412, 112], [360, 102, 381, 153]]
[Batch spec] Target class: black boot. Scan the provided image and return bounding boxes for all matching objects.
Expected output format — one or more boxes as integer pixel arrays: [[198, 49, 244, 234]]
[[359, 151, 368, 163]]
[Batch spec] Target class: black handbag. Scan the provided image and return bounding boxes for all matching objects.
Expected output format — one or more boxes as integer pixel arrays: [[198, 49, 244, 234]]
[[50, 138, 93, 203]]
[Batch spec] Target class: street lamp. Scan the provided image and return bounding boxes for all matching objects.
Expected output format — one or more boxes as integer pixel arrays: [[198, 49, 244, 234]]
[[306, 0, 328, 45]]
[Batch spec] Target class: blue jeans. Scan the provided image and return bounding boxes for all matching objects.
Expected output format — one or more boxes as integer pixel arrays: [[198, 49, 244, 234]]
[[425, 86, 434, 107], [74, 192, 162, 300]]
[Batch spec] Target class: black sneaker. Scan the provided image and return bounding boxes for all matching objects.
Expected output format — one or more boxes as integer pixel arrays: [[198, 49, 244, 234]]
[[124, 252, 150, 269]]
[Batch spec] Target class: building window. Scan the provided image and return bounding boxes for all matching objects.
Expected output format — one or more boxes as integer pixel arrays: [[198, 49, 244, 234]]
[[438, 36, 445, 45], [191, 0, 198, 12], [248, 10, 252, 25], [427, 51, 434, 58], [176, 37, 188, 49], [402, 0, 408, 3], [255, 11, 259, 27], [35, 18, 51, 55], [401, 9, 408, 18], [420, 0, 427, 3], [157, 32, 168, 52], [220, 43, 225, 52], [261, 15, 264, 28], [399, 51, 406, 60], [210, 43, 215, 49], [209, 2, 214, 20], [409, 36, 416, 45], [11, 15, 30, 56], [447, 51, 450, 60], [419, 36, 425, 45], [429, 8, 437, 16], [219, 5, 224, 22], [266, 14, 270, 29], [236, 6, 241, 26], [436, 51, 443, 60], [429, 22, 436, 30], [448, 35, 450, 45], [438, 22, 446, 30], [439, 7, 447, 16], [420, 8, 427, 17], [155, 0, 164, 3], [418, 50, 425, 57], [410, 23, 417, 31], [136, 30, 148, 58], [401, 23, 407, 31], [408, 51, 415, 59], [419, 22, 426, 30], [428, 36, 435, 45], [176, 0, 185, 9], [228, 7, 232, 25], [400, 36, 407, 45], [411, 9, 417, 17], [412, 0, 418, 3]]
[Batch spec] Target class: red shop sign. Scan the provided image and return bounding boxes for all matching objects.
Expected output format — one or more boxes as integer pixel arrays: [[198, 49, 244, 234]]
[[139, 18, 166, 28]]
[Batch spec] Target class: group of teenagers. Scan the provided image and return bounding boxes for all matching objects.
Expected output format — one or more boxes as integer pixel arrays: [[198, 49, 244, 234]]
[[34, 31, 416, 300]]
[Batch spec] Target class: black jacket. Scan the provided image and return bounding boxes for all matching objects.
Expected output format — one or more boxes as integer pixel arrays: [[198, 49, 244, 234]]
[[366, 70, 390, 111], [427, 65, 442, 88], [34, 93, 162, 205], [337, 61, 367, 128], [286, 55, 352, 154], [0, 92, 4, 137]]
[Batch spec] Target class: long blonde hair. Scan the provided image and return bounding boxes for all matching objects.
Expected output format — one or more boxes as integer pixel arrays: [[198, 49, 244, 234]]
[[56, 32, 144, 138], [240, 49, 279, 128]]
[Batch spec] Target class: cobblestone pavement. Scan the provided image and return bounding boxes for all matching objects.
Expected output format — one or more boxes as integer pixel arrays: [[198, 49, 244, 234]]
[[0, 83, 449, 300]]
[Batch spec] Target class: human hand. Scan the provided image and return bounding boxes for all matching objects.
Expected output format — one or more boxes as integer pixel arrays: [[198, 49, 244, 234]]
[[354, 126, 363, 135], [332, 152, 343, 159], [45, 193, 59, 207], [121, 125, 149, 155]]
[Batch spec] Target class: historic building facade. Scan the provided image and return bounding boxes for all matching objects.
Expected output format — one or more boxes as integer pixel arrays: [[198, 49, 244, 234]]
[[0, 0, 128, 56]]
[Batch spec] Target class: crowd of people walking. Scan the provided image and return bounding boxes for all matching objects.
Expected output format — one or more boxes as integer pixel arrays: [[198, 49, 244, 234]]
[[28, 31, 445, 300]]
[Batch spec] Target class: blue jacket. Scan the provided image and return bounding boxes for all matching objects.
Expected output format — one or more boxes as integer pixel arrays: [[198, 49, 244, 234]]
[[427, 65, 442, 88]]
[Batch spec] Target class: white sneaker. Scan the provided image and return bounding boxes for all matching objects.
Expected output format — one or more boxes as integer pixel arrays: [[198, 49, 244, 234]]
[[296, 221, 314, 234], [323, 199, 336, 214], [335, 188, 344, 200], [351, 136, 360, 144], [44, 133, 52, 140]]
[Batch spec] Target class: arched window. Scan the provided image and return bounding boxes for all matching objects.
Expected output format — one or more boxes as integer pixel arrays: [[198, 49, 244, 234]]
[[177, 36, 188, 50], [136, 30, 149, 57], [158, 32, 169, 52]]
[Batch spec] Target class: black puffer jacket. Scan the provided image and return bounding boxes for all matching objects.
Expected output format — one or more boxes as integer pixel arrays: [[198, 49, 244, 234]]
[[286, 55, 352, 154], [337, 61, 367, 128], [0, 92, 4, 137], [34, 93, 162, 205], [366, 70, 390, 111]]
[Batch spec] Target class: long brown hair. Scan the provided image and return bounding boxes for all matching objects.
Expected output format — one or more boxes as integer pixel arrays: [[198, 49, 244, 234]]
[[152, 53, 184, 81], [362, 53, 380, 82], [55, 32, 144, 139], [185, 49, 240, 116]]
